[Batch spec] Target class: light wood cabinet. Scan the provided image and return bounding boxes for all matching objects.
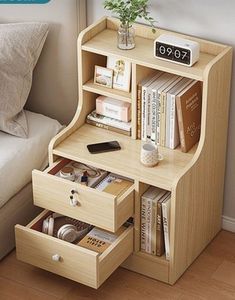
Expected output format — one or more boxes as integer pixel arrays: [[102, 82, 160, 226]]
[[15, 17, 232, 287]]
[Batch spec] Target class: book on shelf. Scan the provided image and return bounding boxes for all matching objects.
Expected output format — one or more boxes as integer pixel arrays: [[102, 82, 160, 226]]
[[156, 193, 168, 256], [140, 186, 167, 255], [163, 76, 183, 148], [86, 110, 131, 136], [146, 72, 165, 140], [157, 74, 180, 146], [141, 186, 160, 253], [149, 72, 173, 144], [141, 72, 162, 141], [137, 71, 202, 150], [166, 77, 193, 149], [162, 193, 171, 260], [176, 80, 202, 152], [86, 118, 131, 136], [152, 189, 168, 256]]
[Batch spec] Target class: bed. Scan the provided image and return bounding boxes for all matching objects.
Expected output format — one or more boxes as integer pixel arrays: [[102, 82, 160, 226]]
[[0, 0, 86, 259]]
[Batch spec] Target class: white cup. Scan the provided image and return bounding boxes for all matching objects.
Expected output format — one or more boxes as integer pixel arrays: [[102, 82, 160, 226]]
[[140, 143, 163, 167]]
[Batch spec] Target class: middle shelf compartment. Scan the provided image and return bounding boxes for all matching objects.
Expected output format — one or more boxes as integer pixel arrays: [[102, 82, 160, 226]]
[[32, 158, 135, 232]]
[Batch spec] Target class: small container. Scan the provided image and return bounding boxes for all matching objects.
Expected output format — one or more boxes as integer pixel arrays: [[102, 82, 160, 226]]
[[59, 167, 75, 182], [80, 171, 88, 186], [117, 24, 135, 50]]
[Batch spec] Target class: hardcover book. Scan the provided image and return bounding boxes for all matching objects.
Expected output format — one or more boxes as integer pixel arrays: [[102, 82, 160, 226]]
[[86, 110, 131, 132], [86, 118, 131, 136], [176, 80, 202, 152], [141, 72, 162, 141], [141, 186, 166, 254], [141, 186, 161, 253], [165, 78, 193, 149], [162, 193, 171, 260], [151, 189, 168, 255], [156, 193, 169, 256], [156, 74, 179, 146], [78, 226, 125, 254]]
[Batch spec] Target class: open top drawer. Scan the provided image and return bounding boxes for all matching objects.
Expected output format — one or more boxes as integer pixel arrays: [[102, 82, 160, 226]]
[[32, 159, 134, 232], [15, 210, 134, 289]]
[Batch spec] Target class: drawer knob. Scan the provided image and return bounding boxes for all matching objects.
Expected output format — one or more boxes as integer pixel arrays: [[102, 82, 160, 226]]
[[52, 254, 62, 262], [70, 197, 79, 207]]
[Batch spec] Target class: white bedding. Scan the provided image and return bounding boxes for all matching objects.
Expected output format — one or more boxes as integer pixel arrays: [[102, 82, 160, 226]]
[[0, 110, 62, 208]]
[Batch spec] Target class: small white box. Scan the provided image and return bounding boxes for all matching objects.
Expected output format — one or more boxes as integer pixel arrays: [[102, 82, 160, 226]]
[[96, 96, 131, 122]]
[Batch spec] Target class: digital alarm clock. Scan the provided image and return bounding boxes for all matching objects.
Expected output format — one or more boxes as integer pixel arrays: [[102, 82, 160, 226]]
[[154, 34, 200, 67]]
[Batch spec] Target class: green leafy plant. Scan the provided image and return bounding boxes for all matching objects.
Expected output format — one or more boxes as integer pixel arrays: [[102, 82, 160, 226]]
[[104, 0, 156, 33]]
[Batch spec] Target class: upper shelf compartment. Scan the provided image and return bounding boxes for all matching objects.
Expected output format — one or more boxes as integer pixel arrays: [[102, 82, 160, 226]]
[[80, 17, 227, 82]]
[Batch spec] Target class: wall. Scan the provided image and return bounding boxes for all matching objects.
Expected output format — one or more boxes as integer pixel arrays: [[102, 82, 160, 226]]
[[87, 0, 235, 229], [0, 0, 86, 125]]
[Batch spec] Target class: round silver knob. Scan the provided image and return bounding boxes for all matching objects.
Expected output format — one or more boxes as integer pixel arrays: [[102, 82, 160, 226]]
[[70, 198, 79, 207], [52, 254, 61, 262]]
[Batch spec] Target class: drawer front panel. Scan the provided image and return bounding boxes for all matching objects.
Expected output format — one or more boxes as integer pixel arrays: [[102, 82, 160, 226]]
[[32, 170, 134, 232], [15, 225, 98, 288]]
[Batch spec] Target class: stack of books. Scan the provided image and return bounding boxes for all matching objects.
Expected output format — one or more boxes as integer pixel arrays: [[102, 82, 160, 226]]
[[86, 95, 132, 136], [137, 72, 202, 152], [141, 186, 171, 260]]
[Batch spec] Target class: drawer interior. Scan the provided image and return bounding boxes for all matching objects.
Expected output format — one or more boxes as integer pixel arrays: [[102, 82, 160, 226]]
[[45, 158, 134, 198], [29, 210, 133, 254]]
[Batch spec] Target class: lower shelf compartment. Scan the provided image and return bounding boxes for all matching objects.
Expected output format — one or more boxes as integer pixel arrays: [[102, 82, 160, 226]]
[[15, 210, 134, 289], [122, 251, 169, 284]]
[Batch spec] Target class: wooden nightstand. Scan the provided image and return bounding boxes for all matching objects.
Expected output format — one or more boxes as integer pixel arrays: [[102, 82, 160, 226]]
[[15, 17, 232, 289]]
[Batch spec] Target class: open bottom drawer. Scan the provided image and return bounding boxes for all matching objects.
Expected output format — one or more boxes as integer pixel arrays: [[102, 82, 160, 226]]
[[15, 210, 134, 289], [32, 159, 134, 232]]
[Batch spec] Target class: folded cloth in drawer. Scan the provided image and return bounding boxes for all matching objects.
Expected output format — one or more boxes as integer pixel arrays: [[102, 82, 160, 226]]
[[0, 110, 62, 208]]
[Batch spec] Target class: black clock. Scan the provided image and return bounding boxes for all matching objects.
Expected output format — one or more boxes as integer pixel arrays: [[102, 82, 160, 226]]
[[154, 34, 200, 67]]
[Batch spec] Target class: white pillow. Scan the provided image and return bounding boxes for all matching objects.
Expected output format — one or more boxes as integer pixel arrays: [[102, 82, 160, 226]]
[[0, 22, 49, 138]]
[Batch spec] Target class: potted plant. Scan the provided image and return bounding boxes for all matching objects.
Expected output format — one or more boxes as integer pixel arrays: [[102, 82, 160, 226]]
[[104, 0, 156, 50]]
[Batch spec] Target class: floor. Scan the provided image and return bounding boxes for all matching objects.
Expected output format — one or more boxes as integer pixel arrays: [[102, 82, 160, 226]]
[[0, 230, 235, 300]]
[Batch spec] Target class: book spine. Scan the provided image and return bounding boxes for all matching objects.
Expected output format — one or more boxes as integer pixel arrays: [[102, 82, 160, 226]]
[[176, 97, 186, 152], [156, 90, 161, 146], [156, 200, 164, 256], [137, 84, 142, 139], [165, 93, 171, 148], [151, 200, 157, 255], [140, 197, 147, 251], [160, 92, 166, 146], [162, 200, 170, 260], [141, 86, 147, 141], [146, 88, 152, 140], [169, 94, 176, 149], [86, 119, 131, 136], [145, 198, 152, 254], [151, 88, 157, 142]]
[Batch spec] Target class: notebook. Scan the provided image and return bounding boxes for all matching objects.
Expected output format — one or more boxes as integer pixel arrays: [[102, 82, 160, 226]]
[[95, 173, 133, 196]]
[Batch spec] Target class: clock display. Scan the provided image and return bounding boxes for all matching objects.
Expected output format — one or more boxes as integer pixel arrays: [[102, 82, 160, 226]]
[[155, 42, 191, 65]]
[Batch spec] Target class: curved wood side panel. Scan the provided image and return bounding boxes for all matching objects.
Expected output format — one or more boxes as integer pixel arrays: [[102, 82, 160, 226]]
[[169, 47, 233, 284], [48, 17, 107, 165]]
